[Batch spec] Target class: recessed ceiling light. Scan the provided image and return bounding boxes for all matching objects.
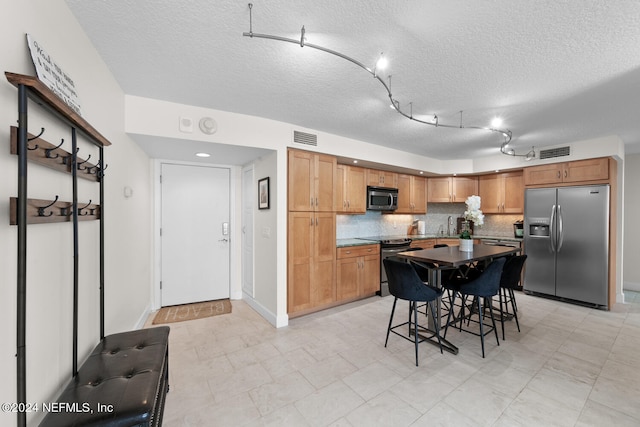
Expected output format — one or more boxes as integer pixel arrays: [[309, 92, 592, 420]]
[[353, 160, 358, 164], [195, 152, 210, 158], [491, 117, 503, 128], [419, 171, 424, 175]]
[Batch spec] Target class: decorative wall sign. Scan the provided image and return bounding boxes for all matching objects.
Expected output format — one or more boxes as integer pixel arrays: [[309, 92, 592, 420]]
[[258, 177, 270, 210], [26, 33, 82, 115]]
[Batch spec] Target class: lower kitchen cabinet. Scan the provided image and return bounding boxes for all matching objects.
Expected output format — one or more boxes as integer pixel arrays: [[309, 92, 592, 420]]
[[288, 212, 336, 314], [336, 244, 380, 301], [410, 239, 435, 249], [436, 237, 480, 246]]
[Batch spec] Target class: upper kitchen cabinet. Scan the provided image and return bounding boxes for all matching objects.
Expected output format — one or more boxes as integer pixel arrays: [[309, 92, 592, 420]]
[[396, 174, 427, 214], [288, 149, 337, 212], [427, 176, 478, 203], [366, 169, 398, 188], [336, 164, 366, 214], [524, 158, 609, 186], [479, 171, 524, 214]]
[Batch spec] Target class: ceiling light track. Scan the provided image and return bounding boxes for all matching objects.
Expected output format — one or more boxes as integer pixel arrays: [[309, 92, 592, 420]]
[[501, 140, 536, 160], [243, 3, 529, 157]]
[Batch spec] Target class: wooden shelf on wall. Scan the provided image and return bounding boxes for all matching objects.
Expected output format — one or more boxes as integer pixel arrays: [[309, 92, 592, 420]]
[[10, 197, 100, 225], [10, 127, 102, 181], [5, 72, 111, 147]]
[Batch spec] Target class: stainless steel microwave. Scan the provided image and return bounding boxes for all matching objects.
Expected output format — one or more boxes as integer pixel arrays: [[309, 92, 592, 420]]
[[367, 186, 398, 211]]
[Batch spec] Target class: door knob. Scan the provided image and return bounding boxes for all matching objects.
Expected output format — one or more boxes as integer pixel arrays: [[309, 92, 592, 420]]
[[218, 238, 229, 242]]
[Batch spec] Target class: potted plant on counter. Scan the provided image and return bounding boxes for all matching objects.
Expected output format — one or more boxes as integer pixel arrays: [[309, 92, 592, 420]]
[[459, 195, 484, 251]]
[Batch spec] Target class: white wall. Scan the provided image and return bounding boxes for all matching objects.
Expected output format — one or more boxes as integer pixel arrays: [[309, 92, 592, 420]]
[[0, 1, 153, 425], [242, 152, 282, 325], [624, 154, 640, 291]]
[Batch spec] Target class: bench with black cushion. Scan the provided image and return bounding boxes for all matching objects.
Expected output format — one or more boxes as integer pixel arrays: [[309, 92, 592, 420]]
[[40, 326, 170, 427]]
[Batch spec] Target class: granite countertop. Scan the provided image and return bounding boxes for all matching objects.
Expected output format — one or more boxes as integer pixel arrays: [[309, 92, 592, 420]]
[[336, 238, 379, 247], [374, 234, 523, 242], [337, 235, 523, 247]]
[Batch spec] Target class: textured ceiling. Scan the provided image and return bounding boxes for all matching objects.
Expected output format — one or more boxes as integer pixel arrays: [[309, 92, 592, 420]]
[[65, 0, 640, 161]]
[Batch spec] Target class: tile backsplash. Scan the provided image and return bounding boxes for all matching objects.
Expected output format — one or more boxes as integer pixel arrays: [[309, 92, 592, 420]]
[[337, 203, 522, 239]]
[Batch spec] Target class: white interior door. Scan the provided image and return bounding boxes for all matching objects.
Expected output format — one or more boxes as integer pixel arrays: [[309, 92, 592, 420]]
[[242, 166, 254, 297], [161, 163, 230, 306]]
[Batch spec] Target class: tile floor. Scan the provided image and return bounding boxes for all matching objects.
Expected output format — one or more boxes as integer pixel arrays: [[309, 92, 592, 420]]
[[157, 290, 640, 426]]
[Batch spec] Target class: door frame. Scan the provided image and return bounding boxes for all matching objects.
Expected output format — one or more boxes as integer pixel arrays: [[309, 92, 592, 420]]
[[241, 164, 255, 298], [152, 159, 240, 311]]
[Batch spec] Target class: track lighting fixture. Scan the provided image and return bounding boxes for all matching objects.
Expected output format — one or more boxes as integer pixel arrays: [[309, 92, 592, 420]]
[[243, 3, 523, 156]]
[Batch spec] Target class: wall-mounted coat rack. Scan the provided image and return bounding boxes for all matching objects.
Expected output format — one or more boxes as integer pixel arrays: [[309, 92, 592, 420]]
[[10, 126, 106, 181], [6, 71, 111, 427], [9, 197, 100, 224]]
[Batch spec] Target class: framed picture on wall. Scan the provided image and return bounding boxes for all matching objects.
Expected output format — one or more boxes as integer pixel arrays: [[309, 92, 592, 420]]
[[258, 177, 270, 210]]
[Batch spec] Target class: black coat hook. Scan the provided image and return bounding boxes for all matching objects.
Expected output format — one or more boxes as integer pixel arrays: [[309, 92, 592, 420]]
[[45, 138, 65, 159], [28, 127, 45, 141], [62, 147, 79, 166], [97, 163, 108, 178], [77, 154, 92, 171], [78, 200, 93, 216], [37, 196, 58, 217]]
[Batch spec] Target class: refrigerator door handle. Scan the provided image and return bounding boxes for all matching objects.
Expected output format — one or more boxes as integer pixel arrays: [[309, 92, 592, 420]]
[[557, 205, 564, 252], [549, 205, 557, 253]]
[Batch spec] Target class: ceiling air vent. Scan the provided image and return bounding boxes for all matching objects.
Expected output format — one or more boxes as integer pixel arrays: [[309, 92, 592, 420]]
[[293, 130, 318, 146], [539, 146, 570, 159]]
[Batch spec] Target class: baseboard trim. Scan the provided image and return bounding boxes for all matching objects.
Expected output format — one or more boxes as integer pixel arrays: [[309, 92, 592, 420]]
[[241, 293, 288, 328]]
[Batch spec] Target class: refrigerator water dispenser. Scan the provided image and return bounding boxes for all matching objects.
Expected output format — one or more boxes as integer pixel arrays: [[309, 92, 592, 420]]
[[529, 224, 549, 237]]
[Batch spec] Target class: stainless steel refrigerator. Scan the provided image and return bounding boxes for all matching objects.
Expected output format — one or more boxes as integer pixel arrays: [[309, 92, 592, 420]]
[[524, 185, 609, 308]]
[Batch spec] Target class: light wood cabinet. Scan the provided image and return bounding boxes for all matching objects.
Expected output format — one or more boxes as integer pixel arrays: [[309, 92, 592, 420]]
[[288, 149, 337, 212], [427, 176, 478, 203], [479, 171, 524, 214], [366, 169, 398, 188], [410, 239, 435, 249], [336, 165, 366, 214], [396, 174, 427, 214], [436, 238, 480, 246], [336, 244, 380, 300], [523, 158, 609, 186], [288, 212, 336, 314]]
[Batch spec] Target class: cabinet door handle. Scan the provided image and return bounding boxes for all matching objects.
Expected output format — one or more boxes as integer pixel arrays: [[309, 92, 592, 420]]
[[564, 170, 568, 178], [347, 200, 350, 208], [310, 197, 314, 207], [557, 171, 561, 178], [316, 217, 318, 226], [315, 197, 318, 206], [310, 218, 313, 226], [343, 200, 346, 208]]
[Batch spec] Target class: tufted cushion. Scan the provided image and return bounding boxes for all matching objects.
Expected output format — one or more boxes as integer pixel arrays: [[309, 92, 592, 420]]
[[40, 326, 169, 427]]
